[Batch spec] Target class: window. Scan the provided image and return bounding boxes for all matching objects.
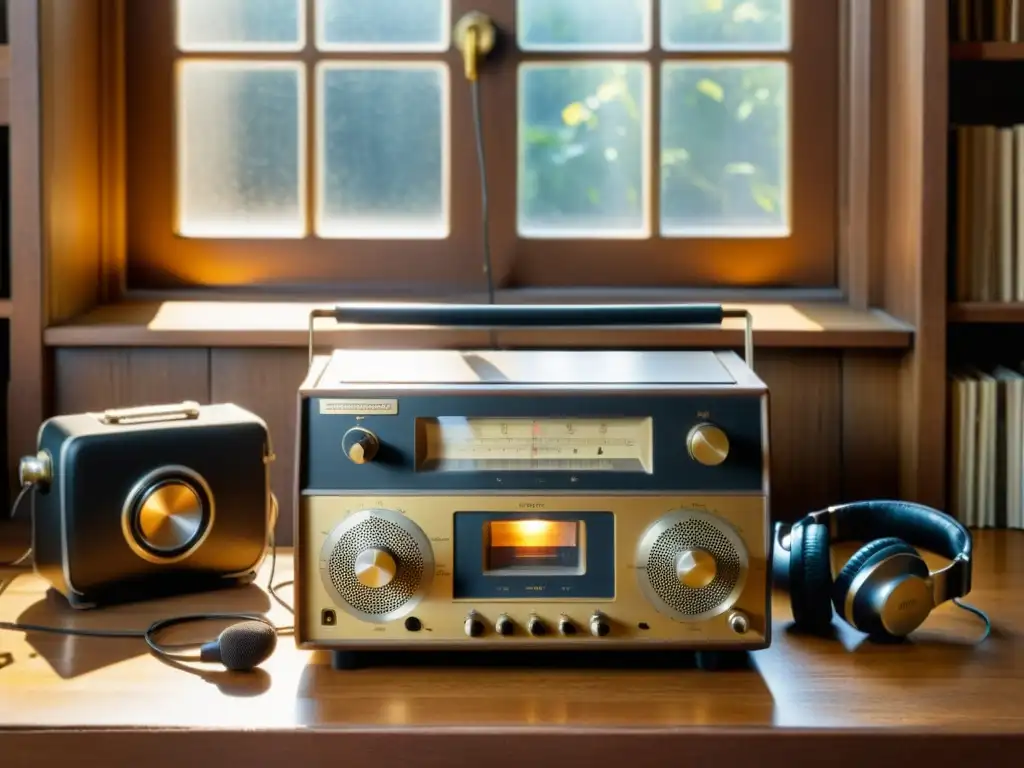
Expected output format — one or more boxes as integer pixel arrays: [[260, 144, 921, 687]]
[[124, 0, 838, 292]]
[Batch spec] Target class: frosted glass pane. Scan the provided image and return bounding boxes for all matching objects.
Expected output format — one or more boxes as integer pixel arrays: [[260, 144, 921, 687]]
[[519, 63, 649, 238], [660, 63, 788, 236], [318, 65, 448, 238], [177, 0, 303, 51], [662, 0, 789, 51], [318, 0, 449, 51], [178, 62, 305, 238], [517, 0, 651, 51]]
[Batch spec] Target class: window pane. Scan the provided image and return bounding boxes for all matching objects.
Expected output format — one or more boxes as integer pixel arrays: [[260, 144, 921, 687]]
[[177, 0, 303, 51], [177, 62, 305, 238], [318, 0, 449, 51], [661, 0, 789, 51], [318, 65, 448, 238], [519, 63, 649, 238], [517, 0, 651, 51], [660, 62, 788, 236]]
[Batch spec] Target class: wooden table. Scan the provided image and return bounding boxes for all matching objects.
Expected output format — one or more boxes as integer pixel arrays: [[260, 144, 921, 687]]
[[1, 531, 1023, 767]]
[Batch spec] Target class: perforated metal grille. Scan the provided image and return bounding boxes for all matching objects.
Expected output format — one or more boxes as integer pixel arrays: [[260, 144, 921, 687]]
[[327, 516, 425, 616], [645, 517, 742, 617]]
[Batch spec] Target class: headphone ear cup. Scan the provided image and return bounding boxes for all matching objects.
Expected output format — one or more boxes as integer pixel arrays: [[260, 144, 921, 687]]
[[789, 522, 833, 631], [832, 537, 913, 615], [832, 539, 922, 635]]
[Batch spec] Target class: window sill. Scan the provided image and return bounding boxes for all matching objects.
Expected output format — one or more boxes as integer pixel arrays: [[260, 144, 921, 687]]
[[43, 295, 914, 350]]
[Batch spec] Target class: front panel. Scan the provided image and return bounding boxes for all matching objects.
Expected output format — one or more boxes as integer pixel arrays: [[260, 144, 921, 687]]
[[298, 494, 769, 650]]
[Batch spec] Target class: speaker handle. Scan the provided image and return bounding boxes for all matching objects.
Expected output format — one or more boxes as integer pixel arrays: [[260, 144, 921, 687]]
[[98, 401, 202, 426], [307, 303, 754, 368]]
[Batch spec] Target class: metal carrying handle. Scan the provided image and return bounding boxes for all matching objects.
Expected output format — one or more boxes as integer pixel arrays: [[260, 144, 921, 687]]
[[308, 303, 754, 368], [99, 401, 202, 426]]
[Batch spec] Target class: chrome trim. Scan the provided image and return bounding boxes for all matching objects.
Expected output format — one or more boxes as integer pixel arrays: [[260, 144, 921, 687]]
[[722, 308, 754, 369]]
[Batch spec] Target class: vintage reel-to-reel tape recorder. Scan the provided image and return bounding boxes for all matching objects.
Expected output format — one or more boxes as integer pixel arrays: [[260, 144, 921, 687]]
[[294, 304, 771, 670]]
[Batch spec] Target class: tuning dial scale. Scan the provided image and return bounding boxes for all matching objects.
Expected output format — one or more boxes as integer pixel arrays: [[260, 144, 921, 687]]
[[319, 509, 435, 623]]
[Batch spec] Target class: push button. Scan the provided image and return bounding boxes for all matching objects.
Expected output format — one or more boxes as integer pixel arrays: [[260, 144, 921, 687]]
[[321, 609, 337, 626]]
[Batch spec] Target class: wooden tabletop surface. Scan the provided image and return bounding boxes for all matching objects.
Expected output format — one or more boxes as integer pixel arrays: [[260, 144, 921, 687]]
[[1, 531, 1023, 766]]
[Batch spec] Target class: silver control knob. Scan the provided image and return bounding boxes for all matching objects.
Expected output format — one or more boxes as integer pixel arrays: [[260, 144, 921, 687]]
[[353, 548, 397, 589], [464, 612, 485, 638], [687, 423, 730, 466], [343, 427, 380, 465], [589, 612, 611, 637], [495, 614, 514, 636], [528, 615, 547, 636], [675, 548, 718, 589], [558, 615, 577, 636], [729, 611, 750, 635]]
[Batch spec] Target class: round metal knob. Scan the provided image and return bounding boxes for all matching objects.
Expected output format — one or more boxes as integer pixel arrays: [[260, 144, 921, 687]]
[[686, 423, 730, 466], [19, 451, 52, 487], [558, 616, 577, 636], [729, 611, 750, 635], [465, 613, 486, 638], [495, 614, 515, 636], [589, 612, 611, 637], [528, 615, 547, 636], [136, 481, 204, 552], [343, 427, 380, 465], [353, 548, 397, 589], [675, 549, 718, 589]]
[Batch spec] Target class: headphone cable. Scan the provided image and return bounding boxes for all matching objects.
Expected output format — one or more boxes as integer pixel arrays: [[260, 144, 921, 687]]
[[952, 597, 991, 642]]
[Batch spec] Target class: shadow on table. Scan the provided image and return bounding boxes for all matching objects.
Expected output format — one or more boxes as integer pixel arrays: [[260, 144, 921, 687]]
[[294, 648, 777, 728], [3, 583, 272, 680]]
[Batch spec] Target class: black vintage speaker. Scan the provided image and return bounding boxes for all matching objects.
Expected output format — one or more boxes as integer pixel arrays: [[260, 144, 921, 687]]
[[19, 402, 275, 609]]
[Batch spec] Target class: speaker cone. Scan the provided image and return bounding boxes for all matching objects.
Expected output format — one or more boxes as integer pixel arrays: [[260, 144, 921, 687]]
[[122, 465, 215, 564]]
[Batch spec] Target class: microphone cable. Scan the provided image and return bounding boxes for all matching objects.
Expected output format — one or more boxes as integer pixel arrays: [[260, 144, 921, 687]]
[[0, 486, 295, 669]]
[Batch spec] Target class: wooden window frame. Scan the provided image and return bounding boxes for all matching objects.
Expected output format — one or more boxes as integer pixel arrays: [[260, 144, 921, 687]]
[[120, 0, 840, 295]]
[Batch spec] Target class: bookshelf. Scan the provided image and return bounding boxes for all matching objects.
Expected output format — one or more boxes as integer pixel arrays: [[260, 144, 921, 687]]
[[946, 1, 1024, 529], [951, 41, 1024, 59]]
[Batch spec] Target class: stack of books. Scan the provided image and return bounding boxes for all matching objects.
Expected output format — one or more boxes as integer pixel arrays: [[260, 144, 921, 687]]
[[951, 124, 1024, 302], [950, 366, 1024, 528], [951, 0, 1024, 41]]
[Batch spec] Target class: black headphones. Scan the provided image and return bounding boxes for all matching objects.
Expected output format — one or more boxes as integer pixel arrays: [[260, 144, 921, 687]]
[[772, 500, 973, 640]]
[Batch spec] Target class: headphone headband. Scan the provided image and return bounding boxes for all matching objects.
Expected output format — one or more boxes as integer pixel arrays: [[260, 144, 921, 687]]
[[803, 500, 972, 603]]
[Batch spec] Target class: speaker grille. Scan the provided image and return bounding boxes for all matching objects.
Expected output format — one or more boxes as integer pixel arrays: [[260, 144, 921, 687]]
[[327, 515, 426, 618], [640, 512, 746, 620]]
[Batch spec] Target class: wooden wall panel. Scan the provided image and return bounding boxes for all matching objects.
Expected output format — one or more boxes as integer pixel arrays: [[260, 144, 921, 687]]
[[210, 349, 309, 545], [53, 349, 209, 414], [840, 351, 901, 503], [756, 351, 843, 522], [47, 348, 904, 536], [41, 0, 103, 323]]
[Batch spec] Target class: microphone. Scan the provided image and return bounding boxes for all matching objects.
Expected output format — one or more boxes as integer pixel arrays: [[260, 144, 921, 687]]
[[143, 613, 280, 673], [199, 621, 278, 672]]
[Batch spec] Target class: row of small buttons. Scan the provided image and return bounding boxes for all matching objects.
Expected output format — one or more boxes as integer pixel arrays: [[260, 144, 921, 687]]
[[465, 611, 611, 638]]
